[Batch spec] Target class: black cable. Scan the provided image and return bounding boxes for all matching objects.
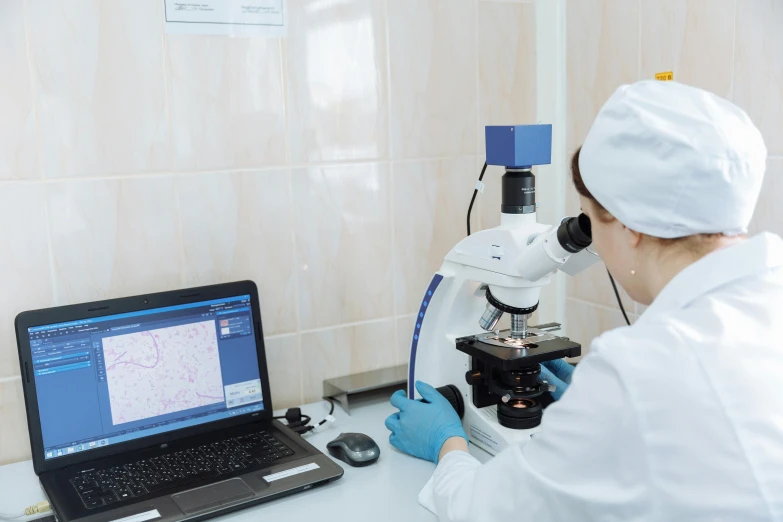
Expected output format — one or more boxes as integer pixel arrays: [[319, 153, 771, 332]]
[[467, 162, 488, 236], [273, 408, 310, 425], [276, 398, 336, 436], [607, 269, 631, 325]]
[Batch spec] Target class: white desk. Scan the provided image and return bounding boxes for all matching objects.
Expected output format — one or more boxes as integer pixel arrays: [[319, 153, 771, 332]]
[[0, 395, 490, 522]]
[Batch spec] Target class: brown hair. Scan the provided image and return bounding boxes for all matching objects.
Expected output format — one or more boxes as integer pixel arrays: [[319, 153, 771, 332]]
[[570, 146, 614, 222]]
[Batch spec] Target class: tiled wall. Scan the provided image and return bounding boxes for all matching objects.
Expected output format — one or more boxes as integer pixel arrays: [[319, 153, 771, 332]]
[[565, 0, 783, 350], [0, 0, 537, 465]]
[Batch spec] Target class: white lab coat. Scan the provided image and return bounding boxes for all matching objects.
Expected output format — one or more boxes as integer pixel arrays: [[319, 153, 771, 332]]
[[420, 232, 783, 521]]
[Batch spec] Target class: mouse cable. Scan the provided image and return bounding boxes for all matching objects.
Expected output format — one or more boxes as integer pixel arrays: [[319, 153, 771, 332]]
[[466, 162, 488, 236], [607, 269, 631, 325]]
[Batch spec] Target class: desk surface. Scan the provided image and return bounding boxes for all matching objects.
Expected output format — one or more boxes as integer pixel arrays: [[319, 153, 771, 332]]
[[0, 395, 490, 522]]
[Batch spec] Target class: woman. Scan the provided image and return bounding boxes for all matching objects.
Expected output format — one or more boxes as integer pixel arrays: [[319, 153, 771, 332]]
[[385, 81, 783, 520]]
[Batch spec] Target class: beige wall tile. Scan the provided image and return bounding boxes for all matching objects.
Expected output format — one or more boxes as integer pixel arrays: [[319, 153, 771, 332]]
[[293, 163, 393, 328], [0, 378, 31, 465], [264, 335, 302, 410], [566, 298, 633, 356], [749, 159, 783, 237], [640, 0, 735, 98], [568, 258, 635, 311], [565, 0, 639, 223], [0, 1, 38, 179], [478, 1, 536, 155], [477, 0, 546, 233], [396, 315, 416, 366], [734, 0, 783, 155], [166, 35, 286, 171], [285, 0, 388, 163], [388, 0, 477, 159], [27, 0, 170, 178], [567, 0, 639, 153], [301, 319, 396, 403], [178, 170, 297, 336], [393, 157, 477, 315], [0, 184, 52, 377], [47, 177, 181, 305]]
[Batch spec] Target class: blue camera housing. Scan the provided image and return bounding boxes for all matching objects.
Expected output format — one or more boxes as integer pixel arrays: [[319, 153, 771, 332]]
[[485, 124, 552, 169]]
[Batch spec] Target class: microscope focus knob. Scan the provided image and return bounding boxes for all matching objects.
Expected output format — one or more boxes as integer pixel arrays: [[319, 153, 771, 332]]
[[465, 370, 483, 386], [423, 385, 465, 419]]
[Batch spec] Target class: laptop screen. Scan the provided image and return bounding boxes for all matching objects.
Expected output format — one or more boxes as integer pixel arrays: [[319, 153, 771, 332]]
[[27, 294, 265, 461]]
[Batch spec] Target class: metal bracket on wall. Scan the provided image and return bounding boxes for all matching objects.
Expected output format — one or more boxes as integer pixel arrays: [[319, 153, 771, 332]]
[[323, 365, 407, 415]]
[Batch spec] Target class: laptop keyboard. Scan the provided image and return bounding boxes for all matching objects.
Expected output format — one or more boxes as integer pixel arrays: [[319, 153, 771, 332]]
[[70, 430, 294, 510]]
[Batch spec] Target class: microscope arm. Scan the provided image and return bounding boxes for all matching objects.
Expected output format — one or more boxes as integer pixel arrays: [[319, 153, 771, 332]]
[[559, 247, 600, 276], [516, 214, 597, 281]]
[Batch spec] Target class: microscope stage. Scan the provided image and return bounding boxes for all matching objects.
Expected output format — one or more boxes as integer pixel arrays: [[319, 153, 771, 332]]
[[456, 329, 581, 371]]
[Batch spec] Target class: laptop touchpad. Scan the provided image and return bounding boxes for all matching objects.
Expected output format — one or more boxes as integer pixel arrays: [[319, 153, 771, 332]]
[[172, 478, 255, 514]]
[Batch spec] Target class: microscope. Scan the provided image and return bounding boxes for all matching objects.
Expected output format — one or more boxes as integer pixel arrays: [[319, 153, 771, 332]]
[[409, 125, 598, 455]]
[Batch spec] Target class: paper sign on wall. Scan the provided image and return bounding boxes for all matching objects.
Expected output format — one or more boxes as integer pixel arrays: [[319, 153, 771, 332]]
[[164, 0, 287, 37], [655, 71, 674, 81]]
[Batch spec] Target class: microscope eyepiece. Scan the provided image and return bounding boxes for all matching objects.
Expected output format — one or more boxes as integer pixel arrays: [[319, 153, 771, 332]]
[[556, 213, 592, 253]]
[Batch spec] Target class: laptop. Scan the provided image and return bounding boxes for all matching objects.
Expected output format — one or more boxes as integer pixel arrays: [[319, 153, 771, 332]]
[[15, 281, 343, 522]]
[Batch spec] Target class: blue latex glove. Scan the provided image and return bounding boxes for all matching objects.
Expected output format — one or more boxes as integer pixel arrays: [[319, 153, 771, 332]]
[[538, 359, 576, 400], [384, 381, 468, 463]]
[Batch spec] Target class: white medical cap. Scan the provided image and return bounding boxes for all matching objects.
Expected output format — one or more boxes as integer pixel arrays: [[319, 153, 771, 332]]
[[579, 80, 767, 238]]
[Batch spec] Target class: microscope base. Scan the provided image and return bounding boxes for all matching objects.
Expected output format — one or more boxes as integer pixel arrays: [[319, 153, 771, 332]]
[[463, 402, 541, 456]]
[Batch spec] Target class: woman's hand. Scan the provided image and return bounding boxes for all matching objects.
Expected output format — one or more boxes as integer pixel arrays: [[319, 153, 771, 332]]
[[385, 381, 468, 463], [539, 359, 576, 400]]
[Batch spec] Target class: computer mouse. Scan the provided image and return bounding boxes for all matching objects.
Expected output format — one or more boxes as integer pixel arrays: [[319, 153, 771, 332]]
[[326, 432, 380, 467]]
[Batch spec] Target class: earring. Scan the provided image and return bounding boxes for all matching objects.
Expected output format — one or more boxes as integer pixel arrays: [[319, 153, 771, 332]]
[[630, 269, 636, 276]]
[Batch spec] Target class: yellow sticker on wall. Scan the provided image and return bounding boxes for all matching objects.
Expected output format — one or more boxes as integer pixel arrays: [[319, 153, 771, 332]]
[[655, 71, 674, 81]]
